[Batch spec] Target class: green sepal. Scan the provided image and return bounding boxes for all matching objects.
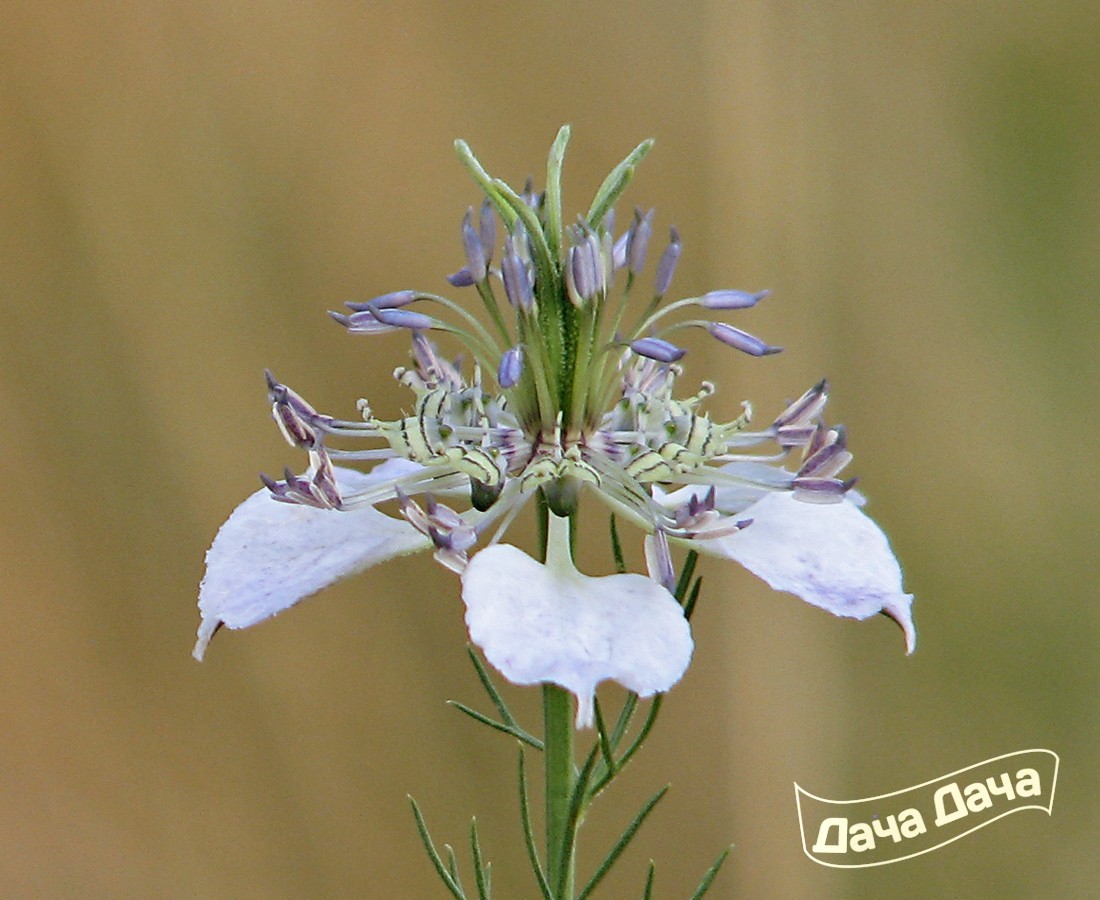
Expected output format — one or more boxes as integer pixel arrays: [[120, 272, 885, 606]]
[[545, 125, 571, 264], [586, 138, 654, 228], [454, 139, 517, 230]]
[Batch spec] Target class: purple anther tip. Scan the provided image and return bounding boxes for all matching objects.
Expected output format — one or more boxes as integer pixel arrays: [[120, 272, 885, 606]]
[[700, 289, 770, 310], [501, 252, 534, 310], [612, 229, 629, 270], [447, 268, 477, 287], [627, 208, 653, 275], [461, 207, 487, 282], [653, 226, 681, 297], [369, 306, 434, 330], [630, 337, 687, 363], [498, 346, 524, 388], [346, 290, 417, 312], [706, 322, 782, 357], [478, 199, 496, 263]]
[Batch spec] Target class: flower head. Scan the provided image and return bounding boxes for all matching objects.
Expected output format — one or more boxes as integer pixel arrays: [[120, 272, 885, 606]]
[[195, 128, 914, 723]]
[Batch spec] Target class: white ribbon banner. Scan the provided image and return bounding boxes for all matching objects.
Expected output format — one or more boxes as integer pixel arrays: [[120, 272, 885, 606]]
[[795, 749, 1059, 867]]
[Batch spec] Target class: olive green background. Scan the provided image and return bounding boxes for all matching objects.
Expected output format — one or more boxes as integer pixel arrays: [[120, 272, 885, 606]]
[[2, 3, 1097, 897]]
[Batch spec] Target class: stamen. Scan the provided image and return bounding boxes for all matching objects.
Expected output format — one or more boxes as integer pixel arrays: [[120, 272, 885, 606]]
[[498, 346, 524, 388], [791, 476, 857, 503], [627, 208, 654, 275], [501, 248, 534, 311], [447, 267, 477, 287], [699, 289, 770, 310], [798, 425, 852, 479], [478, 199, 496, 265], [629, 337, 686, 364], [704, 322, 783, 357], [461, 206, 488, 282], [653, 226, 681, 298], [265, 370, 331, 448], [773, 379, 829, 429], [367, 306, 435, 331], [328, 309, 400, 335], [646, 528, 676, 592], [344, 290, 417, 311]]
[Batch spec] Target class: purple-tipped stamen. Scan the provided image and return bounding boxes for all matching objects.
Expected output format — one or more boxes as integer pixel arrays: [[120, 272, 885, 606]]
[[368, 305, 435, 331], [791, 476, 857, 504], [344, 290, 417, 312], [773, 379, 829, 429], [329, 310, 400, 334], [649, 528, 676, 592], [501, 251, 534, 311], [447, 267, 477, 287], [630, 336, 687, 363], [461, 207, 487, 282], [478, 199, 496, 264], [798, 426, 852, 479], [612, 229, 629, 270], [520, 176, 541, 211], [498, 346, 524, 388], [700, 289, 770, 310], [265, 370, 330, 448], [627, 208, 654, 275], [653, 226, 681, 297], [771, 379, 829, 447], [706, 322, 782, 357], [568, 227, 603, 303]]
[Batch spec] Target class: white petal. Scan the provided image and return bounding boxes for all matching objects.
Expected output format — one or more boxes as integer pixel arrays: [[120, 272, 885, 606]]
[[195, 464, 429, 659], [462, 516, 693, 728], [697, 492, 916, 653]]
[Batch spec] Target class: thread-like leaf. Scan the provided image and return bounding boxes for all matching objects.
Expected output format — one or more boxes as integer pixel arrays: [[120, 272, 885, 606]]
[[408, 796, 466, 899], [591, 695, 663, 797], [557, 747, 600, 898], [609, 692, 639, 749], [445, 844, 463, 892], [577, 786, 669, 900], [609, 515, 627, 574], [470, 818, 490, 900], [467, 645, 513, 722], [448, 700, 543, 750], [517, 748, 553, 900], [593, 697, 616, 776], [674, 551, 699, 602], [683, 575, 703, 621], [688, 847, 732, 899]]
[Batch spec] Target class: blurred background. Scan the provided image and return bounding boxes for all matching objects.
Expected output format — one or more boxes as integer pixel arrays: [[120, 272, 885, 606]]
[[2, 2, 1097, 897]]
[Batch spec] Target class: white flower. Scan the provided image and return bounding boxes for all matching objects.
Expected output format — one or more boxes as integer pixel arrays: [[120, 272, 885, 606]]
[[195, 130, 915, 723]]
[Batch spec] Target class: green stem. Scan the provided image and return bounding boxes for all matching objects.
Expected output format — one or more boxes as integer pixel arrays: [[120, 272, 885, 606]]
[[537, 495, 576, 898], [543, 684, 576, 899]]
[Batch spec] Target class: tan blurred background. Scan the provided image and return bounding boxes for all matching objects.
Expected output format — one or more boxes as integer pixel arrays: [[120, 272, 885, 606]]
[[2, 2, 1098, 897]]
